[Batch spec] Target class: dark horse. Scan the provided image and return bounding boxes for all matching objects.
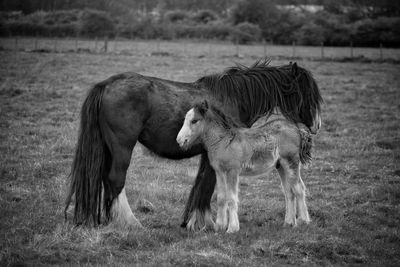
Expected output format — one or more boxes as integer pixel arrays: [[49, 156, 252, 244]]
[[65, 60, 322, 230]]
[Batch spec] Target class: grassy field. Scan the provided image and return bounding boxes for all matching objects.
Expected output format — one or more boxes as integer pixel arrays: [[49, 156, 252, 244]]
[[0, 40, 400, 266]]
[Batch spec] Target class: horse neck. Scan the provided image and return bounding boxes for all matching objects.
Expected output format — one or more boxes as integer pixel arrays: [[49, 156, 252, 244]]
[[201, 122, 233, 151]]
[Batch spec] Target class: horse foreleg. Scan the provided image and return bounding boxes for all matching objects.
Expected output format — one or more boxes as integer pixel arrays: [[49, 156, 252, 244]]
[[293, 166, 311, 224], [215, 170, 229, 232], [226, 170, 240, 233], [183, 153, 216, 231], [277, 159, 297, 226]]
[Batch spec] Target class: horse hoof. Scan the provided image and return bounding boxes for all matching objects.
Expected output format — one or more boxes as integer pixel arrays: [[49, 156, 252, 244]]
[[215, 223, 227, 232], [297, 218, 311, 225], [226, 226, 239, 233], [283, 221, 297, 228]]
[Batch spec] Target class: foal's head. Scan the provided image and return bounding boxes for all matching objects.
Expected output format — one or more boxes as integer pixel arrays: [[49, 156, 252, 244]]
[[176, 101, 209, 150]]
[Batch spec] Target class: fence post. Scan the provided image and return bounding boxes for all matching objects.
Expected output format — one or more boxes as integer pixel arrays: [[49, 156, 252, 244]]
[[292, 41, 296, 58], [379, 43, 383, 60], [104, 36, 108, 53], [14, 36, 18, 51], [263, 39, 266, 58], [34, 35, 38, 50], [75, 33, 78, 52], [14, 36, 18, 58], [320, 42, 324, 59], [114, 35, 118, 52], [53, 36, 57, 52], [350, 41, 353, 58]]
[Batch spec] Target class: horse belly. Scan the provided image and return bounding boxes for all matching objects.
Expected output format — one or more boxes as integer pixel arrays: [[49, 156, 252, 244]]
[[239, 160, 275, 178]]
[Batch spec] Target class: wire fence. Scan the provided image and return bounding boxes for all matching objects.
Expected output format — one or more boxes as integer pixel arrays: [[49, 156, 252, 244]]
[[1, 37, 400, 61]]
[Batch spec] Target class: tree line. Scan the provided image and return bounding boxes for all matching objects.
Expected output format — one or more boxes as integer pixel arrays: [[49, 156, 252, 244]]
[[1, 0, 399, 47]]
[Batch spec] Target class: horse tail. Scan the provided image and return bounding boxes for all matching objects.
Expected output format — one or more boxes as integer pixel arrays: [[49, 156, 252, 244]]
[[294, 64, 323, 133], [65, 82, 111, 226], [298, 126, 313, 165]]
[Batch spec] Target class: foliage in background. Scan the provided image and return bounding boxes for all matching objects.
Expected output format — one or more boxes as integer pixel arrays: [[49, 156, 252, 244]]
[[79, 10, 115, 38], [233, 22, 262, 44], [0, 0, 399, 47], [0, 9, 115, 37]]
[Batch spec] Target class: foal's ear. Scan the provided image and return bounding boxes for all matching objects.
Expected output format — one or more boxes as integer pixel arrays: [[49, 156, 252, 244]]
[[198, 100, 209, 116]]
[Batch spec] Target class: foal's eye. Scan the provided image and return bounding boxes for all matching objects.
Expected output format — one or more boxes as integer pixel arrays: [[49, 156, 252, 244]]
[[191, 119, 198, 124]]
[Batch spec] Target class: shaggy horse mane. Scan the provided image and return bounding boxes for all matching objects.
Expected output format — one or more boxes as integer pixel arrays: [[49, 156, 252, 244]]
[[196, 59, 323, 127]]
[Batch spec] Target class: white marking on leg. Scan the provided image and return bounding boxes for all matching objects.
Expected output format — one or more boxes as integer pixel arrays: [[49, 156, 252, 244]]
[[285, 188, 297, 226], [281, 182, 289, 223], [227, 193, 239, 233], [204, 209, 215, 230], [294, 180, 311, 224], [187, 210, 197, 231], [110, 187, 142, 228], [215, 173, 228, 231]]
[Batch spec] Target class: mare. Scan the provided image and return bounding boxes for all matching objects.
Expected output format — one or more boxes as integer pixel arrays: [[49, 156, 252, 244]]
[[176, 100, 313, 233], [64, 60, 322, 230]]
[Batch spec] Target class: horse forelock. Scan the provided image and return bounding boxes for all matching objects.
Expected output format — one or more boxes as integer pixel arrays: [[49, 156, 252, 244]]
[[196, 59, 323, 128]]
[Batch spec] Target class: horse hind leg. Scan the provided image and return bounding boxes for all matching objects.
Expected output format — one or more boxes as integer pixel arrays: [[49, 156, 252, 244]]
[[293, 165, 311, 224], [104, 129, 142, 229], [276, 158, 297, 227]]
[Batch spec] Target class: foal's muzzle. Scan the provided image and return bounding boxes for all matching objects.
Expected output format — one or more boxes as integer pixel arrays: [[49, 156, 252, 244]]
[[176, 137, 189, 150]]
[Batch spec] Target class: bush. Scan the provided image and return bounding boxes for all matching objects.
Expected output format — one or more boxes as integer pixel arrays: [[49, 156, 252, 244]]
[[0, 11, 23, 21], [0, 21, 78, 37], [79, 9, 115, 37], [351, 17, 400, 47], [230, 0, 278, 26], [129, 17, 163, 39], [232, 22, 261, 44], [49, 23, 78, 37], [168, 21, 233, 40], [1, 21, 48, 36], [0, 10, 81, 37], [191, 9, 219, 24], [163, 10, 190, 23], [294, 22, 326, 45], [25, 10, 79, 25]]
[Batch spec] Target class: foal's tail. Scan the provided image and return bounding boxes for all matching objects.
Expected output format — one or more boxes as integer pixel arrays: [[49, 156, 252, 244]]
[[298, 126, 313, 165], [64, 82, 111, 226]]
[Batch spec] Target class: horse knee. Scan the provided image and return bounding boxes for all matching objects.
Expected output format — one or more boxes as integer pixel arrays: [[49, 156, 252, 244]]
[[217, 197, 227, 208], [292, 181, 305, 198]]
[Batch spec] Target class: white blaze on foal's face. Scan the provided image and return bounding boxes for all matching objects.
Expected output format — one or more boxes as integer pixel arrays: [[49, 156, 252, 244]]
[[177, 108, 204, 149]]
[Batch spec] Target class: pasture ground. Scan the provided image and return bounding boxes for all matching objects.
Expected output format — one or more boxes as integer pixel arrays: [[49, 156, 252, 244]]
[[0, 40, 400, 266]]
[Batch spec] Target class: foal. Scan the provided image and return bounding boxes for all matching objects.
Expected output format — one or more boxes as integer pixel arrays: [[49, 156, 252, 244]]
[[176, 100, 312, 233]]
